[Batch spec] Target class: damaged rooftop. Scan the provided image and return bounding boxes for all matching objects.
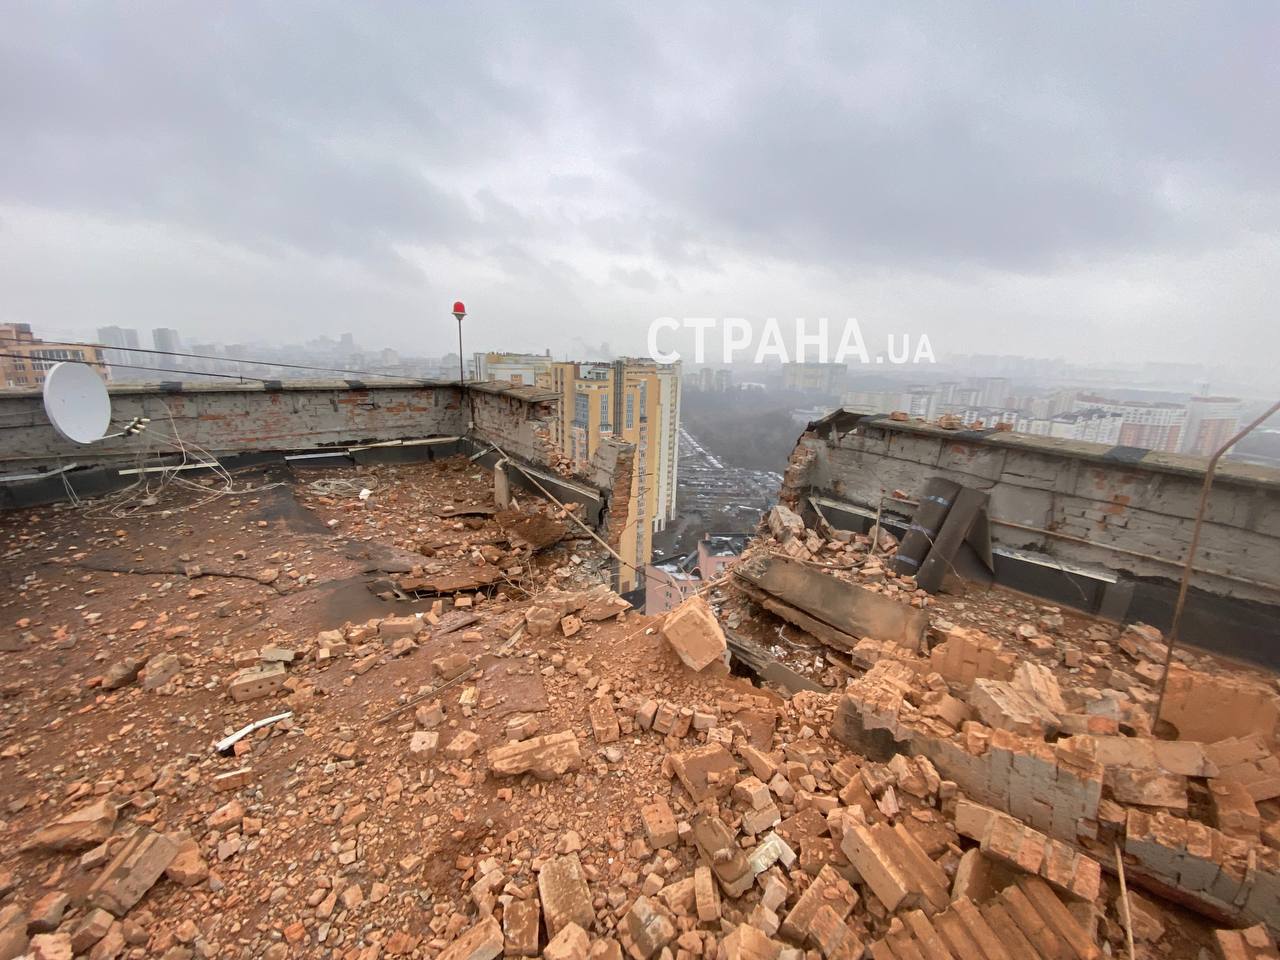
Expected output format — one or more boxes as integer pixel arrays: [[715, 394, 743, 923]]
[[0, 447, 1278, 960]]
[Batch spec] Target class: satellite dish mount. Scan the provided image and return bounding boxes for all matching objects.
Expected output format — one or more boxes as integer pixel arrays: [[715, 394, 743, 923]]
[[43, 361, 112, 444]]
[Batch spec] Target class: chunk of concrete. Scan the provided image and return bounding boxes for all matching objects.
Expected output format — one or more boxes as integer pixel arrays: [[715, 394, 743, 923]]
[[502, 898, 541, 957], [538, 854, 594, 938], [970, 679, 1059, 737], [622, 897, 675, 960], [141, 652, 181, 690], [670, 743, 738, 803], [1012, 661, 1067, 715], [227, 663, 287, 702], [438, 916, 504, 960], [691, 813, 753, 898], [21, 798, 117, 852], [86, 828, 179, 917], [488, 731, 582, 780], [1108, 767, 1188, 811], [661, 595, 726, 672]]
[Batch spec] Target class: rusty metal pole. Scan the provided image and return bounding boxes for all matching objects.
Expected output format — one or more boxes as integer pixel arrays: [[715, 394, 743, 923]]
[[1151, 397, 1280, 729]]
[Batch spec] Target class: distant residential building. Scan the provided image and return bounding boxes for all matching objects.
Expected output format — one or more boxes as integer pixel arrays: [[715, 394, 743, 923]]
[[791, 405, 836, 425], [951, 406, 1021, 427], [0, 323, 108, 388], [1180, 396, 1240, 457], [783, 362, 847, 395], [973, 377, 1011, 409], [1074, 394, 1187, 452], [643, 559, 700, 614], [643, 533, 746, 614], [687, 367, 733, 392], [841, 389, 897, 414], [97, 325, 139, 349], [934, 382, 961, 406], [904, 387, 938, 420], [696, 533, 748, 580], [152, 328, 183, 355], [97, 325, 140, 371], [473, 351, 552, 385], [1018, 408, 1124, 445], [1025, 389, 1077, 420]]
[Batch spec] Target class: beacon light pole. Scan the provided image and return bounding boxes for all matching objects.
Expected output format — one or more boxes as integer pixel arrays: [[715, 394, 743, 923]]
[[452, 300, 467, 384]]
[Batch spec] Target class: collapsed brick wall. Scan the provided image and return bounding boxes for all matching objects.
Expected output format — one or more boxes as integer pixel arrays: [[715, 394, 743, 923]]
[[468, 389, 559, 467], [831, 667, 1103, 844], [592, 440, 639, 588], [1159, 663, 1280, 743], [1124, 808, 1280, 926], [831, 662, 1280, 932], [777, 435, 818, 508], [929, 629, 1016, 686]]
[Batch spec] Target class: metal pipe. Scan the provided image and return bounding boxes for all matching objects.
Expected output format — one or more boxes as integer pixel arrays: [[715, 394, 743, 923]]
[[1151, 397, 1280, 726], [1115, 841, 1136, 960], [456, 316, 465, 385]]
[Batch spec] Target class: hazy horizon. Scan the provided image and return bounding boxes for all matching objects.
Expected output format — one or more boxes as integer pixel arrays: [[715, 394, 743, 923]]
[[3, 3, 1278, 377]]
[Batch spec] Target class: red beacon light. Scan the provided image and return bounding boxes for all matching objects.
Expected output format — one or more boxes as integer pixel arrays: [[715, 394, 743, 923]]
[[452, 301, 466, 321]]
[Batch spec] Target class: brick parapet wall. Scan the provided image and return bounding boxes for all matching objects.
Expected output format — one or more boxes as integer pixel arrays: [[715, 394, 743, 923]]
[[784, 411, 1280, 607], [0, 380, 460, 472], [0, 379, 577, 473]]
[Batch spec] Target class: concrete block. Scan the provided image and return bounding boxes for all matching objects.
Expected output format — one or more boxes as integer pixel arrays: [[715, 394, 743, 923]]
[[87, 829, 179, 917], [228, 663, 287, 702], [661, 595, 727, 672], [538, 855, 593, 938]]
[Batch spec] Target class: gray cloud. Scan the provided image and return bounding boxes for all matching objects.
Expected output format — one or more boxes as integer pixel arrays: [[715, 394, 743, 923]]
[[0, 2, 1276, 369]]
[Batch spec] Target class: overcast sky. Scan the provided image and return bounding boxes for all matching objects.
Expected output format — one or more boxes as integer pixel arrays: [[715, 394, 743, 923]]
[[2, 3, 1277, 370]]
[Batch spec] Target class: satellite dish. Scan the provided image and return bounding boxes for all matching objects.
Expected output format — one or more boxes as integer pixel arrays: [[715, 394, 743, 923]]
[[43, 361, 112, 444]]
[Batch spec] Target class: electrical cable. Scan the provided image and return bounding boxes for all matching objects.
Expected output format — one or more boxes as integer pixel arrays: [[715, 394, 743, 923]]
[[0, 351, 275, 384], [79, 401, 285, 519], [0, 335, 437, 384], [308, 477, 378, 497]]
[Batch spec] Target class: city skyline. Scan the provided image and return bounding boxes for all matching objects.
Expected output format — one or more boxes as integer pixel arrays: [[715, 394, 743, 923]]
[[2, 5, 1278, 371], [7, 319, 1278, 409]]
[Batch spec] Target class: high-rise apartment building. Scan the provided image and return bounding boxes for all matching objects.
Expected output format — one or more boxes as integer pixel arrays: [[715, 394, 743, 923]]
[[974, 377, 1011, 408], [152, 328, 183, 355], [478, 352, 682, 592], [1018, 408, 1124, 445], [782, 362, 847, 395], [1180, 396, 1240, 457], [96, 326, 141, 371], [541, 358, 682, 591], [841, 389, 898, 414], [0, 323, 108, 388], [1073, 395, 1186, 452], [1025, 389, 1077, 420], [904, 387, 938, 420], [688, 367, 733, 392]]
